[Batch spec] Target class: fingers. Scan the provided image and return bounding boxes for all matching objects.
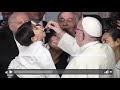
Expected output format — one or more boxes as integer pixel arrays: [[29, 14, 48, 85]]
[[46, 20, 58, 27], [117, 20, 120, 30], [117, 27, 120, 30], [46, 21, 58, 30], [117, 20, 120, 26], [45, 21, 65, 38]]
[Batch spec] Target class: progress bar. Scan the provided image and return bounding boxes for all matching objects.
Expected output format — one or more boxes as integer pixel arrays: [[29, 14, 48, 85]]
[[7, 69, 113, 75]]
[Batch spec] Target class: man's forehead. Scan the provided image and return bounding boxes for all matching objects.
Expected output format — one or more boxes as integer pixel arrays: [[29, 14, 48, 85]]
[[77, 20, 83, 28], [60, 12, 74, 18], [15, 15, 28, 20]]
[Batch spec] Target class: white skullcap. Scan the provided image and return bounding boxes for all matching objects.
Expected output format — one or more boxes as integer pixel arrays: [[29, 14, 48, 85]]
[[82, 16, 102, 37]]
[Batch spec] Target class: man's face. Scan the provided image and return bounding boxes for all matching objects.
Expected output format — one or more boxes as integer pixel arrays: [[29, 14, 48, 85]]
[[10, 14, 29, 34], [76, 20, 84, 46], [27, 12, 45, 23], [48, 33, 61, 50], [58, 12, 76, 37]]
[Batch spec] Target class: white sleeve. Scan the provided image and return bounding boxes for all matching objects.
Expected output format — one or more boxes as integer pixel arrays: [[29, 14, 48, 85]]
[[58, 33, 81, 56], [8, 53, 59, 78], [35, 48, 60, 78]]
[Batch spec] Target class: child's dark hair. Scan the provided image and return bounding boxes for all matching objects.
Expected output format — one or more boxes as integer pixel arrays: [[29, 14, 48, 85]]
[[15, 21, 35, 46], [105, 28, 120, 41]]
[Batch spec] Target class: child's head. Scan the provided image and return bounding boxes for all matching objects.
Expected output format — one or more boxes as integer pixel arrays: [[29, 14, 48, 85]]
[[15, 21, 46, 46], [102, 28, 120, 52]]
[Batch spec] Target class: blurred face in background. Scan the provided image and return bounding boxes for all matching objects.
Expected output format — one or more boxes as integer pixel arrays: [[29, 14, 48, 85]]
[[48, 33, 61, 51], [26, 12, 45, 23], [9, 13, 30, 34], [58, 12, 77, 37]]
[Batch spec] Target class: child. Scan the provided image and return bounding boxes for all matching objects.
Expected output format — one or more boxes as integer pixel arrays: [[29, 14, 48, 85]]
[[7, 21, 59, 78], [102, 28, 120, 78]]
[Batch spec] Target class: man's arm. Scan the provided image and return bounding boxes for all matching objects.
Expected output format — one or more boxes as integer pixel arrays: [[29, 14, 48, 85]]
[[46, 21, 81, 56], [58, 33, 80, 56]]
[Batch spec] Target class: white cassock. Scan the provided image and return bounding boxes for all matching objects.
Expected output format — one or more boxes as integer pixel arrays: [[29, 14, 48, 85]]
[[8, 41, 59, 78], [62, 41, 116, 78], [58, 34, 116, 78], [58, 33, 81, 62], [114, 60, 120, 78]]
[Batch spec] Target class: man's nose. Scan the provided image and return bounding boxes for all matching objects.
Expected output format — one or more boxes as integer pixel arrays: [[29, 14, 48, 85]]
[[63, 21, 67, 25]]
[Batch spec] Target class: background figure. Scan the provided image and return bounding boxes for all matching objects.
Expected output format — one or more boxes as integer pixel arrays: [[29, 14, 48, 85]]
[[0, 12, 13, 30], [102, 28, 120, 78], [57, 12, 81, 37], [0, 12, 29, 78], [0, 12, 13, 40], [26, 12, 46, 24], [57, 12, 83, 62], [48, 32, 69, 76], [26, 12, 53, 44], [104, 12, 120, 30]]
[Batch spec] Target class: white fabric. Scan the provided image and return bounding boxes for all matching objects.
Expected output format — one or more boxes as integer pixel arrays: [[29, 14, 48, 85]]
[[58, 33, 81, 63], [114, 60, 120, 78], [8, 41, 59, 78], [58, 33, 81, 57], [61, 42, 116, 78], [14, 38, 21, 49], [31, 20, 43, 27], [82, 17, 102, 37]]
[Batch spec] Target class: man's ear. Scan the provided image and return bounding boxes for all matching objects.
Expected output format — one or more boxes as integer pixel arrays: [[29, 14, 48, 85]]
[[116, 38, 120, 46], [31, 36, 37, 42], [9, 24, 14, 31], [79, 31, 84, 41]]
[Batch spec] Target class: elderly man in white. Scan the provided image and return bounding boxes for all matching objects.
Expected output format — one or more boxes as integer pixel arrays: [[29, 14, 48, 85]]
[[46, 17, 116, 78]]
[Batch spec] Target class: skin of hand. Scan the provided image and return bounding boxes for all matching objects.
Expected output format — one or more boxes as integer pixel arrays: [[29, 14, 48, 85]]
[[117, 20, 120, 29], [46, 20, 66, 38]]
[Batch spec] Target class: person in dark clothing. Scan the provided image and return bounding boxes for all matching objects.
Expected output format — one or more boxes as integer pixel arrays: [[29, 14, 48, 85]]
[[26, 12, 53, 44], [0, 12, 29, 78], [0, 25, 19, 78], [0, 12, 13, 30], [47, 32, 69, 77]]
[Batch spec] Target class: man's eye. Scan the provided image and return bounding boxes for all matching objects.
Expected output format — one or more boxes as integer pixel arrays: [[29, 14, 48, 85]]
[[59, 19, 64, 22]]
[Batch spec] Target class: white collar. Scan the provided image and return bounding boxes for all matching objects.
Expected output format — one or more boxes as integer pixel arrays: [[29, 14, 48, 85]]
[[31, 20, 43, 27], [80, 41, 100, 53], [31, 41, 43, 46], [14, 38, 21, 48]]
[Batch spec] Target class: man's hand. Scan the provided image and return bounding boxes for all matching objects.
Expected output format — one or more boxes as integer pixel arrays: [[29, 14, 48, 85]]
[[46, 21, 65, 38], [117, 20, 120, 29]]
